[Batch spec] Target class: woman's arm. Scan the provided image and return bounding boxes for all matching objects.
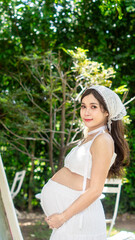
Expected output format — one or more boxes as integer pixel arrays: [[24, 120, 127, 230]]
[[46, 133, 114, 229]]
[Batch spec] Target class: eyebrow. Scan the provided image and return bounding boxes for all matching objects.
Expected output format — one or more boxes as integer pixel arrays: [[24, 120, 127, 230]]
[[81, 102, 99, 105]]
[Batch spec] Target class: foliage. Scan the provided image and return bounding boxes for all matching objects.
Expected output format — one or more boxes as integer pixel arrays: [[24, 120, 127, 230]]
[[64, 47, 115, 87], [0, 48, 118, 209], [0, 0, 135, 212]]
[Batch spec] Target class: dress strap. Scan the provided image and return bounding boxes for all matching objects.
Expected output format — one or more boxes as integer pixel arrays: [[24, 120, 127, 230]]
[[82, 129, 105, 191], [79, 170, 88, 229], [90, 129, 105, 145], [79, 129, 106, 229]]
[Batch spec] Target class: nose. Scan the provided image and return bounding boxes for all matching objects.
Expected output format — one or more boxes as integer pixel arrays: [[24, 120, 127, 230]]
[[85, 108, 91, 115]]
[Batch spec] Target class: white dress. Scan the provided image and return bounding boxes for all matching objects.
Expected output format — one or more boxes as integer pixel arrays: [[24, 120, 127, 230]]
[[41, 130, 116, 240]]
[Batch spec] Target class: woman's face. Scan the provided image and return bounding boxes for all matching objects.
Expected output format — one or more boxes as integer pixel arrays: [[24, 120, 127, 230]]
[[80, 93, 108, 131]]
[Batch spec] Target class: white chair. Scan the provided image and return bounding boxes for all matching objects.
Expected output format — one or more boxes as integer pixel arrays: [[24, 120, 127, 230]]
[[102, 178, 122, 237], [11, 170, 26, 200], [107, 231, 135, 240], [35, 193, 41, 200], [10, 170, 26, 216]]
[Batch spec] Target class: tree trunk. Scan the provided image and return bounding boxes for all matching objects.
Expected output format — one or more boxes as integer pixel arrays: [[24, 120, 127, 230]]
[[58, 76, 66, 170], [49, 72, 55, 175], [28, 140, 35, 211]]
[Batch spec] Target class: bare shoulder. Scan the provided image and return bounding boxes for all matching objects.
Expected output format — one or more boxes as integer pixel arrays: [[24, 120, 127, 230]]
[[91, 132, 114, 153], [94, 132, 114, 144]]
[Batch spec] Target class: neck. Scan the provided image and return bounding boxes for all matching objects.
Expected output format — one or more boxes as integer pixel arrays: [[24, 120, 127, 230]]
[[88, 125, 107, 135]]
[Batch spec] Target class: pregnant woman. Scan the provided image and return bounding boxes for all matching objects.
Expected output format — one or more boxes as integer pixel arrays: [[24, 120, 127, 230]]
[[40, 85, 129, 240]]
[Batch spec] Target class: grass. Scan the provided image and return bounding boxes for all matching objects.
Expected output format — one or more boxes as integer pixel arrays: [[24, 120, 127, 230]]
[[30, 223, 134, 240], [20, 216, 135, 240], [32, 221, 51, 240], [107, 226, 135, 236]]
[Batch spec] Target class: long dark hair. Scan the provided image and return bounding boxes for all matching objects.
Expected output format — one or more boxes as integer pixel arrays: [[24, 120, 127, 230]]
[[81, 89, 129, 178]]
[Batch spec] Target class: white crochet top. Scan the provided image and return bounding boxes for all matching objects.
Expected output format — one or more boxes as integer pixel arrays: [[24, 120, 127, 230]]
[[64, 131, 116, 181]]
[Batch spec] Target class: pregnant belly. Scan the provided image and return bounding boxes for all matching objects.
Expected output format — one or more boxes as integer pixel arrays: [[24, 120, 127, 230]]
[[40, 168, 90, 217], [40, 179, 82, 217]]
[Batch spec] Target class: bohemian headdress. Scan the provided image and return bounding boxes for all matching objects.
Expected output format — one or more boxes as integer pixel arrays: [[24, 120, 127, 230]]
[[89, 85, 127, 132]]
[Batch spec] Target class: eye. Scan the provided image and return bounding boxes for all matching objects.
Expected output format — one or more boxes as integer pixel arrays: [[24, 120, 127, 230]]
[[81, 105, 86, 109], [91, 105, 97, 109]]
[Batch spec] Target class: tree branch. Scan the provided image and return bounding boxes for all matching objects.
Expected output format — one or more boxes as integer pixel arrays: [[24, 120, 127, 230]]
[[124, 96, 135, 106]]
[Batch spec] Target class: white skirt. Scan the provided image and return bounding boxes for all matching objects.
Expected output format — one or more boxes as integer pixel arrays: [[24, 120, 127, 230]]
[[41, 179, 107, 240]]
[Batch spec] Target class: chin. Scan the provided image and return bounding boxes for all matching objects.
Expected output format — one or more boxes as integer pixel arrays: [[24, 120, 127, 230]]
[[85, 123, 103, 129]]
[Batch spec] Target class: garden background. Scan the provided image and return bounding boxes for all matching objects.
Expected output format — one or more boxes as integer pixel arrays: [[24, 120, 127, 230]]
[[0, 0, 135, 219]]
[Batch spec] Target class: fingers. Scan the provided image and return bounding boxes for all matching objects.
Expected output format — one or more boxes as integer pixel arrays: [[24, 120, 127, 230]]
[[45, 216, 48, 222], [45, 216, 51, 223], [45, 217, 50, 225], [49, 225, 53, 229], [45, 214, 63, 229], [45, 217, 56, 229]]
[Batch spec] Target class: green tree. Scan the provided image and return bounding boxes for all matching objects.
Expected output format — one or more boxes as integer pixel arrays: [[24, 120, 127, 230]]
[[0, 0, 135, 212], [0, 48, 117, 210]]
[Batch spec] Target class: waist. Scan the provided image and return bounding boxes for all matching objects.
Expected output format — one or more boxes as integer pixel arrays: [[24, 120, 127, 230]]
[[51, 167, 90, 191]]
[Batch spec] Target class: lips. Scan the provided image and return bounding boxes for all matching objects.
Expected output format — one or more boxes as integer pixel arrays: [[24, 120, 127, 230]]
[[84, 119, 93, 122]]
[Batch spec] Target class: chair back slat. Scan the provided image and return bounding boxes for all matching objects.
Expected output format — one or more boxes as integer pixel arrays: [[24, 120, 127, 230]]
[[11, 170, 26, 199], [102, 178, 122, 237], [103, 186, 120, 193]]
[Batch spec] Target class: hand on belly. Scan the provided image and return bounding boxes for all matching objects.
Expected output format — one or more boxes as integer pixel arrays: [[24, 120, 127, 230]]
[[45, 213, 65, 229]]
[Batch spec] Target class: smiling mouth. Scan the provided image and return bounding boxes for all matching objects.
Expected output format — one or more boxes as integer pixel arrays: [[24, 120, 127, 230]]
[[84, 119, 93, 122]]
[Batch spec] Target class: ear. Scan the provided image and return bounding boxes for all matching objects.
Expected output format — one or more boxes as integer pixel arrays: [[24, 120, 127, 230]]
[[105, 111, 109, 117]]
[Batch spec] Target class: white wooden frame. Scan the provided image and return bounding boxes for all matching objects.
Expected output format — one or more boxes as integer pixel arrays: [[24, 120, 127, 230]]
[[102, 178, 122, 237], [11, 170, 26, 199], [10, 170, 26, 217], [0, 154, 23, 240]]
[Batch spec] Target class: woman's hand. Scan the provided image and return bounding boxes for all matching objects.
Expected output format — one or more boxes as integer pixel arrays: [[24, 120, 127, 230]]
[[45, 213, 65, 229]]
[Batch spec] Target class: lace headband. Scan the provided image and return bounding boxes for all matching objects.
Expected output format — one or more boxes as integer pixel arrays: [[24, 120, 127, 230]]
[[89, 85, 127, 132]]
